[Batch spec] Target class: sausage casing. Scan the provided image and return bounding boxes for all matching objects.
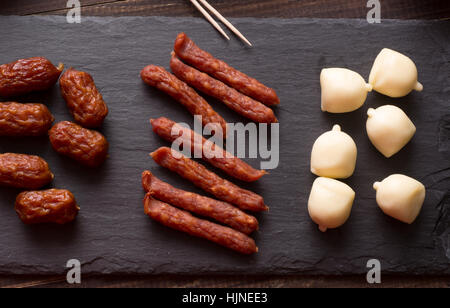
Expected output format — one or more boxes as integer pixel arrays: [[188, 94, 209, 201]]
[[0, 57, 64, 97], [141, 65, 227, 137], [170, 53, 278, 123], [0, 153, 54, 189], [15, 189, 79, 224], [144, 194, 258, 254], [142, 170, 258, 234], [49, 121, 108, 167], [150, 117, 266, 182], [59, 68, 108, 128], [174, 33, 279, 106], [150, 147, 268, 212], [0, 102, 54, 136]]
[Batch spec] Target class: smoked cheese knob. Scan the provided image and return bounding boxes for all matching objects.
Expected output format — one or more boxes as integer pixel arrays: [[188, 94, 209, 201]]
[[373, 174, 426, 224], [308, 177, 355, 232], [366, 105, 416, 158], [320, 68, 372, 113], [311, 124, 357, 179], [369, 48, 423, 97]]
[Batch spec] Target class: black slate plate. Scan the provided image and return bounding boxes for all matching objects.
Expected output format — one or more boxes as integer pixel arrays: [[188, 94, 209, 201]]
[[0, 16, 448, 275]]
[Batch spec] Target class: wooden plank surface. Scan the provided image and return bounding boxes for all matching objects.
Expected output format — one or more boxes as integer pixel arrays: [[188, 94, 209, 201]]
[[1, 275, 449, 288], [0, 0, 449, 19], [0, 0, 449, 288]]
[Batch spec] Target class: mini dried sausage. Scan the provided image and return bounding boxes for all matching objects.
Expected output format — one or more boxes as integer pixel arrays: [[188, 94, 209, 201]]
[[0, 102, 54, 136], [150, 117, 266, 182], [150, 147, 268, 212], [0, 153, 54, 189], [142, 170, 258, 234], [0, 57, 64, 97], [144, 194, 258, 254], [141, 65, 228, 137], [59, 68, 108, 128], [170, 53, 278, 123], [15, 189, 79, 224], [49, 121, 108, 167], [174, 33, 279, 106]]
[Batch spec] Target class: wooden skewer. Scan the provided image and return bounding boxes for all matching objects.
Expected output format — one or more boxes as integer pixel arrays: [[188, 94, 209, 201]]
[[198, 0, 252, 47], [190, 0, 230, 41]]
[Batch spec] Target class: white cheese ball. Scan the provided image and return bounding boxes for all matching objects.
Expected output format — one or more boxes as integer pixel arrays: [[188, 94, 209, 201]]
[[321, 68, 372, 113], [373, 174, 426, 224], [311, 125, 357, 179], [369, 48, 423, 97], [308, 177, 355, 232], [366, 105, 416, 158]]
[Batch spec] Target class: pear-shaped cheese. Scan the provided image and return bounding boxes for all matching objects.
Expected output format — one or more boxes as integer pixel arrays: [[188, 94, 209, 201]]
[[321, 68, 372, 113], [308, 177, 355, 232], [373, 174, 426, 224], [311, 125, 357, 179], [369, 48, 423, 97], [366, 105, 416, 158]]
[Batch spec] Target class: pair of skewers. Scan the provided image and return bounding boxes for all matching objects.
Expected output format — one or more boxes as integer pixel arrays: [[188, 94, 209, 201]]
[[189, 0, 252, 46]]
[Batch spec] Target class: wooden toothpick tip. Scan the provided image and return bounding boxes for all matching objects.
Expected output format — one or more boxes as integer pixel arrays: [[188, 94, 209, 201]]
[[198, 0, 252, 47], [190, 0, 230, 41]]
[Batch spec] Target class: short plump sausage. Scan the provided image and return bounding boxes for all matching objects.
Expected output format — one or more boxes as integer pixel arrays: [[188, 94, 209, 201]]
[[49, 121, 108, 167], [0, 153, 54, 189], [15, 189, 79, 224], [0, 57, 64, 97], [59, 68, 108, 128], [0, 102, 54, 136]]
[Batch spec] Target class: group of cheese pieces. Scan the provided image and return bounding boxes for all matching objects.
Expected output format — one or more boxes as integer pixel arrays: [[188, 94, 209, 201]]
[[308, 48, 426, 232]]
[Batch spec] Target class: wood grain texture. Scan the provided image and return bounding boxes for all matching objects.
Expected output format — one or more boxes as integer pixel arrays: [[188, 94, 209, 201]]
[[0, 0, 449, 19], [0, 0, 448, 289], [1, 275, 449, 288]]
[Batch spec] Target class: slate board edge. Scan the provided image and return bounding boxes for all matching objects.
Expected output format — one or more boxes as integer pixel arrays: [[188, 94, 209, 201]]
[[10, 14, 450, 25], [0, 16, 448, 276]]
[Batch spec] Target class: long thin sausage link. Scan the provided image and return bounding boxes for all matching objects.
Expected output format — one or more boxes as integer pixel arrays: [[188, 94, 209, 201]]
[[140, 65, 227, 137], [170, 53, 278, 124], [144, 194, 258, 255], [174, 32, 280, 106], [142, 170, 259, 234], [150, 117, 267, 182], [150, 147, 268, 212]]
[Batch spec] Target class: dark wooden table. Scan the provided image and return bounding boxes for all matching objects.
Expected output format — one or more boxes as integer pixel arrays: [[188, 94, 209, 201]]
[[0, 0, 449, 288]]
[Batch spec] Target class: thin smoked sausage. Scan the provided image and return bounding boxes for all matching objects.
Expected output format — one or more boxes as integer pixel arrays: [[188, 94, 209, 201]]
[[144, 194, 258, 254], [170, 53, 278, 124], [174, 33, 279, 106], [150, 116, 266, 182], [141, 65, 227, 138], [150, 147, 268, 212], [142, 170, 258, 234]]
